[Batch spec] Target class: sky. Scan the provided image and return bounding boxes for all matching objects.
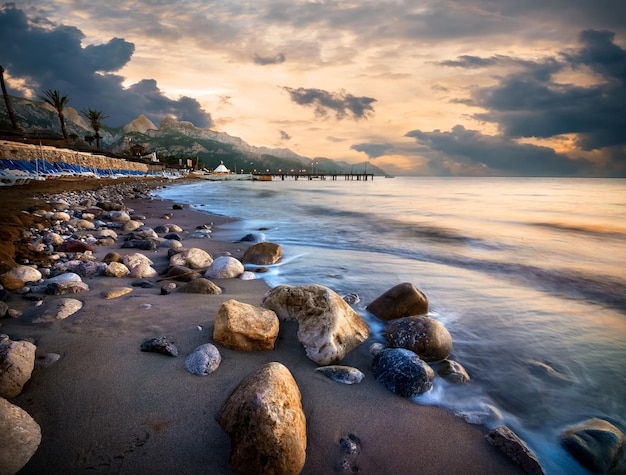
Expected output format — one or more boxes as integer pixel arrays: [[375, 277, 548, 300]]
[[1, 1, 625, 177]]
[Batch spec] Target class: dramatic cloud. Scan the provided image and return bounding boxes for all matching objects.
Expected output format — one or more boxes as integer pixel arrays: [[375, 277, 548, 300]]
[[253, 53, 286, 65], [279, 130, 291, 140], [0, 4, 212, 128], [351, 143, 392, 159], [405, 125, 590, 177], [283, 87, 376, 120]]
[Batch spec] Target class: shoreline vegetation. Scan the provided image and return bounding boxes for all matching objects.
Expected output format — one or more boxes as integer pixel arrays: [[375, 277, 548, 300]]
[[0, 176, 529, 474]]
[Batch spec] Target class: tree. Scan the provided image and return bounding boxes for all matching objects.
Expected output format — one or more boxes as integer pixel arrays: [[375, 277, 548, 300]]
[[84, 134, 95, 147], [81, 108, 108, 149], [0, 64, 20, 131], [40, 89, 69, 140]]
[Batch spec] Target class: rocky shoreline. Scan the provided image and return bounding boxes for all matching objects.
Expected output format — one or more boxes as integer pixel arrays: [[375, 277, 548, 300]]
[[1, 179, 618, 474]]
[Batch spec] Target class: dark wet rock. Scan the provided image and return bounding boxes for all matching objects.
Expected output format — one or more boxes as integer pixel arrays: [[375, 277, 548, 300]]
[[366, 282, 429, 321], [163, 232, 182, 241], [45, 281, 89, 295], [140, 336, 178, 357], [560, 418, 625, 474], [239, 233, 265, 243], [385, 315, 453, 362], [184, 343, 221, 375], [57, 239, 95, 253], [178, 277, 222, 295], [0, 289, 9, 302], [132, 280, 156, 288], [217, 362, 306, 475], [164, 265, 197, 282], [436, 359, 470, 384], [74, 261, 101, 278], [487, 426, 545, 475], [0, 397, 42, 474], [315, 365, 364, 384], [172, 203, 185, 210], [342, 293, 360, 305], [371, 347, 434, 397], [0, 302, 8, 318], [121, 239, 159, 250], [241, 242, 282, 265], [153, 225, 170, 234]]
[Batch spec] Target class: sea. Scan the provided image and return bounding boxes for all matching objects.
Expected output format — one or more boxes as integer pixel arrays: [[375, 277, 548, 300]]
[[157, 176, 626, 474]]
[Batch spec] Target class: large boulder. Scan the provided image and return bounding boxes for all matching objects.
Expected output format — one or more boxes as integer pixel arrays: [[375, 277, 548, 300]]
[[214, 300, 279, 351], [385, 315, 452, 362], [366, 282, 429, 321], [0, 336, 36, 398], [560, 418, 625, 474], [0, 397, 41, 475], [371, 347, 434, 398], [217, 362, 306, 475], [0, 266, 42, 290], [241, 242, 282, 265], [204, 256, 244, 279], [169, 248, 213, 269], [262, 284, 370, 365]]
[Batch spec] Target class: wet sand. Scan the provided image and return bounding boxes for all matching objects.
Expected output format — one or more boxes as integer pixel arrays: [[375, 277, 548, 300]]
[[0, 178, 524, 474]]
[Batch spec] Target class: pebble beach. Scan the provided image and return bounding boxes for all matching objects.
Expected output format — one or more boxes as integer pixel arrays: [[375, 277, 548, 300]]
[[0, 177, 527, 474]]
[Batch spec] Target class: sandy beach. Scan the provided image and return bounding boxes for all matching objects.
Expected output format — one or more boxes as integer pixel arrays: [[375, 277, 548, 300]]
[[0, 178, 525, 474]]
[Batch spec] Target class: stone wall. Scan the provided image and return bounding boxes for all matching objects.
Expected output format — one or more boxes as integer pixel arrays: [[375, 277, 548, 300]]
[[0, 140, 153, 173]]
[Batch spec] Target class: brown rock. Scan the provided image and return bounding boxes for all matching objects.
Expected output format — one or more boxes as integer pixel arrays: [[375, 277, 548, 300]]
[[178, 278, 222, 295], [217, 362, 306, 475], [486, 426, 545, 475], [57, 239, 95, 253], [366, 282, 429, 321], [385, 315, 452, 362], [0, 397, 42, 475], [0, 336, 36, 398], [262, 284, 370, 365], [242, 242, 282, 265], [437, 359, 470, 384], [214, 299, 279, 351]]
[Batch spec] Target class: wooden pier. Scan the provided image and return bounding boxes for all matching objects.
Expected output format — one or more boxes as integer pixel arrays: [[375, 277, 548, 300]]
[[253, 172, 374, 181]]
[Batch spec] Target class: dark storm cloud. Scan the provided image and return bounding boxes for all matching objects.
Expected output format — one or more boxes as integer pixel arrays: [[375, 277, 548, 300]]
[[351, 143, 392, 159], [253, 53, 286, 65], [405, 125, 590, 176], [0, 4, 212, 127], [463, 29, 626, 154], [283, 87, 376, 120]]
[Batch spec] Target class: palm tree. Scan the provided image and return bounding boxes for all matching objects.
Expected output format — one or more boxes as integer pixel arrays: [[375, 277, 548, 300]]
[[0, 64, 20, 131], [40, 89, 69, 140], [81, 108, 108, 149]]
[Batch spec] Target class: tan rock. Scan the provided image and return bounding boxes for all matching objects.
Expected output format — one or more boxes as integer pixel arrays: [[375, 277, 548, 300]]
[[104, 261, 130, 277], [214, 299, 279, 351], [217, 362, 306, 475], [168, 248, 213, 269], [102, 287, 133, 299], [0, 397, 42, 475], [262, 284, 370, 365], [241, 242, 282, 265], [366, 282, 429, 321], [0, 336, 36, 398]]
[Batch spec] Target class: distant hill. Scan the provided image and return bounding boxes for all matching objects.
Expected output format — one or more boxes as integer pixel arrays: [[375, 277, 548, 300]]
[[0, 96, 387, 176]]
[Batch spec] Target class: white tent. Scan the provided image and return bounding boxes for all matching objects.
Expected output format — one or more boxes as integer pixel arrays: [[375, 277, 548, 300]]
[[213, 161, 230, 173]]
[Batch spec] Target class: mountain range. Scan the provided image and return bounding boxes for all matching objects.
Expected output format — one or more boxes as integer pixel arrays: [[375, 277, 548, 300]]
[[0, 96, 387, 175]]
